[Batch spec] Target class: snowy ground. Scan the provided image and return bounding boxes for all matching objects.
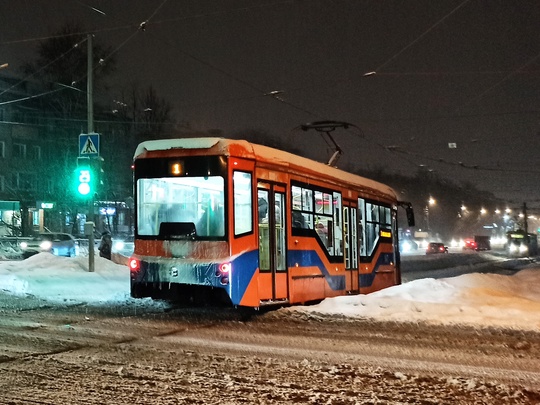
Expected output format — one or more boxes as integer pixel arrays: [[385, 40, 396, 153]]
[[1, 252, 539, 332]]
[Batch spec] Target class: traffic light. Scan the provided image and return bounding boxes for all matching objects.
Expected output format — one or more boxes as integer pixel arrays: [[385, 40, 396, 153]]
[[75, 158, 102, 198], [75, 165, 94, 197]]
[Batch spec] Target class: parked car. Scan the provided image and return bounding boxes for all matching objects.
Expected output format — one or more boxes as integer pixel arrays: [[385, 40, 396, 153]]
[[426, 242, 448, 254], [20, 232, 77, 258]]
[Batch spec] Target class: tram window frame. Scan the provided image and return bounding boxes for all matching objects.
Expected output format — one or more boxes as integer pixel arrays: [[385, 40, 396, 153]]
[[291, 183, 343, 258], [233, 170, 253, 237], [359, 198, 392, 258]]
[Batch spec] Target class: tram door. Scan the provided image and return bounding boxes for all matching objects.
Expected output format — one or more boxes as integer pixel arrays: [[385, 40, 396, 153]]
[[257, 184, 288, 302], [343, 202, 359, 292]]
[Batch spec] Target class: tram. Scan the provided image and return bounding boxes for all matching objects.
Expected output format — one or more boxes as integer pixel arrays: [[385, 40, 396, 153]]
[[128, 138, 415, 307]]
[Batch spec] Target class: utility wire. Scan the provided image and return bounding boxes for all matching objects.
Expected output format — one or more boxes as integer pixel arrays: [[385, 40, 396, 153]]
[[373, 0, 472, 73], [0, 36, 89, 100]]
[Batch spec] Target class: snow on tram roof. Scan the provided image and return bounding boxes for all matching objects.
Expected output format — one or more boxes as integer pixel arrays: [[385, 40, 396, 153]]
[[134, 137, 397, 199]]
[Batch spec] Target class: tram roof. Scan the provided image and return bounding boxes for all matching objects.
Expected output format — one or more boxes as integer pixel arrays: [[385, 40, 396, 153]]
[[135, 137, 397, 200]]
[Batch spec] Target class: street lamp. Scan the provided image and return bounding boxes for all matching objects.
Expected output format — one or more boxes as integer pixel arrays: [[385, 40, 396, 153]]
[[425, 196, 436, 232]]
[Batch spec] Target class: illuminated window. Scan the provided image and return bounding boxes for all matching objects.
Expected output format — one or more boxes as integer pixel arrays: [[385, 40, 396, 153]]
[[233, 171, 252, 236], [137, 176, 225, 239], [359, 199, 392, 258], [292, 183, 343, 257]]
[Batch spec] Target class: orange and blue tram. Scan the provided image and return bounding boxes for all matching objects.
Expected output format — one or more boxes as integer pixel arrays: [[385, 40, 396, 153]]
[[128, 138, 415, 307]]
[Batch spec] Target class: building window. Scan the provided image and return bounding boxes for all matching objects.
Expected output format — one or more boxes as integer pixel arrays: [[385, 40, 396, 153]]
[[13, 172, 36, 191], [29, 145, 41, 160], [13, 143, 26, 159]]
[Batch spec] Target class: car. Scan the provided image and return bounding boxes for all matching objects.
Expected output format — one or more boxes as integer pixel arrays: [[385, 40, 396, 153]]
[[463, 239, 477, 250], [20, 232, 77, 258], [399, 239, 419, 253], [112, 234, 134, 256], [426, 242, 448, 254]]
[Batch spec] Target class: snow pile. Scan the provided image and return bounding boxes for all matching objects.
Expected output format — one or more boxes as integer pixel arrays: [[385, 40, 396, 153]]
[[0, 252, 129, 303], [0, 252, 540, 331], [287, 268, 540, 330]]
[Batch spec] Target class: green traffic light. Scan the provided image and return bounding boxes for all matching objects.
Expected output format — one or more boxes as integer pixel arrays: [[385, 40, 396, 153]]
[[78, 182, 91, 195], [76, 167, 93, 196]]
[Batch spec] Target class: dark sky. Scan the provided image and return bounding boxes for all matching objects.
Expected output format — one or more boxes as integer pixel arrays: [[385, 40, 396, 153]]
[[2, 0, 540, 204]]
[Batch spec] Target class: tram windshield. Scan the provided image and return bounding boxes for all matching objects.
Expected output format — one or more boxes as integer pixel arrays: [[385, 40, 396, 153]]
[[136, 176, 225, 239]]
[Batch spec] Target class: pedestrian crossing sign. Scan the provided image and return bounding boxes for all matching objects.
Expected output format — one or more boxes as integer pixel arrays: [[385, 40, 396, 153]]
[[79, 133, 100, 157]]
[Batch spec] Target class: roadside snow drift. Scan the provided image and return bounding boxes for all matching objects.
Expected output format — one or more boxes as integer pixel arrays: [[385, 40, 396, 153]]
[[1, 252, 540, 331]]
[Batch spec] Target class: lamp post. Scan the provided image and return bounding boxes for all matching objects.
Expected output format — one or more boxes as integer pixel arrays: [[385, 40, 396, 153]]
[[425, 196, 436, 233]]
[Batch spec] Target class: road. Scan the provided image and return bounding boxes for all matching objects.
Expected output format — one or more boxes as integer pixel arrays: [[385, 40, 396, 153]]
[[1, 285, 540, 404]]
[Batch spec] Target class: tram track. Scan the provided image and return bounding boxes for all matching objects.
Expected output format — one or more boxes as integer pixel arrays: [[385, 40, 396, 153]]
[[1, 293, 540, 403]]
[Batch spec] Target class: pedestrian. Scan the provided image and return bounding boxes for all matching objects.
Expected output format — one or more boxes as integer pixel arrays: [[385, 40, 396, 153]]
[[98, 231, 112, 260]]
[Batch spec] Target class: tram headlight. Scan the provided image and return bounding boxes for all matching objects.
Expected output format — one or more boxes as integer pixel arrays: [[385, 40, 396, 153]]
[[519, 244, 528, 253]]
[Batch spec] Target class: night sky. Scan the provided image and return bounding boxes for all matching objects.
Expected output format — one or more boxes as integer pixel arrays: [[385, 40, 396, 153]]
[[2, 0, 540, 204]]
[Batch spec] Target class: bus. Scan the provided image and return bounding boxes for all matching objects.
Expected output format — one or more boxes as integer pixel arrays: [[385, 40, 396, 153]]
[[128, 138, 415, 308], [506, 230, 538, 257]]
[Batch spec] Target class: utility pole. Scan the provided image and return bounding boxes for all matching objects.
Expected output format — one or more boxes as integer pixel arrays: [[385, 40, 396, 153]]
[[523, 202, 528, 235], [87, 34, 94, 133]]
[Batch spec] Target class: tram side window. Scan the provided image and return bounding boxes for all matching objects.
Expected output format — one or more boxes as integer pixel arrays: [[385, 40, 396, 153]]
[[233, 171, 253, 236], [292, 184, 343, 257], [359, 198, 391, 257], [291, 185, 313, 229]]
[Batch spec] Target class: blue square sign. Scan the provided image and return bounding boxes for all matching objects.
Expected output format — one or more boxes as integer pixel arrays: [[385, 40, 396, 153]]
[[79, 133, 100, 157]]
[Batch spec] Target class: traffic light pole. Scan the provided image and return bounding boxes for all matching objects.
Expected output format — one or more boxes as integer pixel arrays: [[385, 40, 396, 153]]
[[84, 221, 95, 272]]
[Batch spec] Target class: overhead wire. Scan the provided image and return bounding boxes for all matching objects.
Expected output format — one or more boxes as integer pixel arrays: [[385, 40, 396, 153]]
[[372, 0, 472, 73], [3, 1, 539, 193], [0, 1, 169, 108]]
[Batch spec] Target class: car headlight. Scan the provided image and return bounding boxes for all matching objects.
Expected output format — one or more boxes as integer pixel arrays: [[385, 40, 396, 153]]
[[519, 244, 528, 253], [40, 241, 52, 250], [20, 241, 28, 249], [114, 241, 125, 250], [402, 241, 411, 252]]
